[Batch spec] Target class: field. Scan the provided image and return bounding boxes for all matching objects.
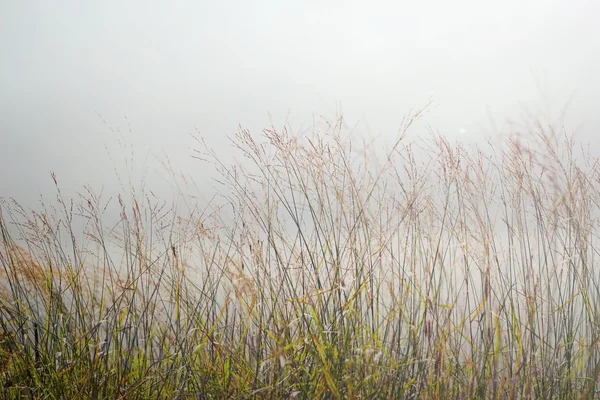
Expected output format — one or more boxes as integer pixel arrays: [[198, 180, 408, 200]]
[[1, 107, 600, 399]]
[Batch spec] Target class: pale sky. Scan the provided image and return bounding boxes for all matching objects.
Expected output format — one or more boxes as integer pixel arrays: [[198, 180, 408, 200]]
[[1, 0, 599, 212]]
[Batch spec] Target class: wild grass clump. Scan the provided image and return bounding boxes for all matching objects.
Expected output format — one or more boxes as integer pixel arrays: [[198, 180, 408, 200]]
[[1, 106, 600, 399]]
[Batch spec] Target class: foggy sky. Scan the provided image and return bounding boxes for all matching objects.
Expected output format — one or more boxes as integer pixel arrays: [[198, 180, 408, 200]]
[[2, 0, 599, 212]]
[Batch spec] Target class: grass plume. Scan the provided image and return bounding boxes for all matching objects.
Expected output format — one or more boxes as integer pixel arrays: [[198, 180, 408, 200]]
[[1, 106, 600, 398]]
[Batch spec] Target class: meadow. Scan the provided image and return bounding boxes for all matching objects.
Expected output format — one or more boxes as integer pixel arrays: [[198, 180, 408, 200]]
[[1, 106, 600, 399]]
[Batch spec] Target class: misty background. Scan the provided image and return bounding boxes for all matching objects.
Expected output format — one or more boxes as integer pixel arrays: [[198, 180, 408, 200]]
[[1, 0, 599, 217]]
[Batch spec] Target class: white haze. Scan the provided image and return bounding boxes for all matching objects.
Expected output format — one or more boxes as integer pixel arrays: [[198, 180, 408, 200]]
[[2, 1, 599, 208], [1, 1, 599, 312]]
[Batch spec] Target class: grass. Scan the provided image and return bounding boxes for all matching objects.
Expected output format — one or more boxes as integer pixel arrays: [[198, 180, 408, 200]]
[[1, 105, 600, 399]]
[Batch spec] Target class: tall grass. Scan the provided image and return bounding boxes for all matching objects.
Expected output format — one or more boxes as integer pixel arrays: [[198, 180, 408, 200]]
[[1, 107, 600, 399]]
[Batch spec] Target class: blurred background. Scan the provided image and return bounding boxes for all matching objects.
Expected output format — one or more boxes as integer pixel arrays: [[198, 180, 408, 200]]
[[1, 0, 599, 214]]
